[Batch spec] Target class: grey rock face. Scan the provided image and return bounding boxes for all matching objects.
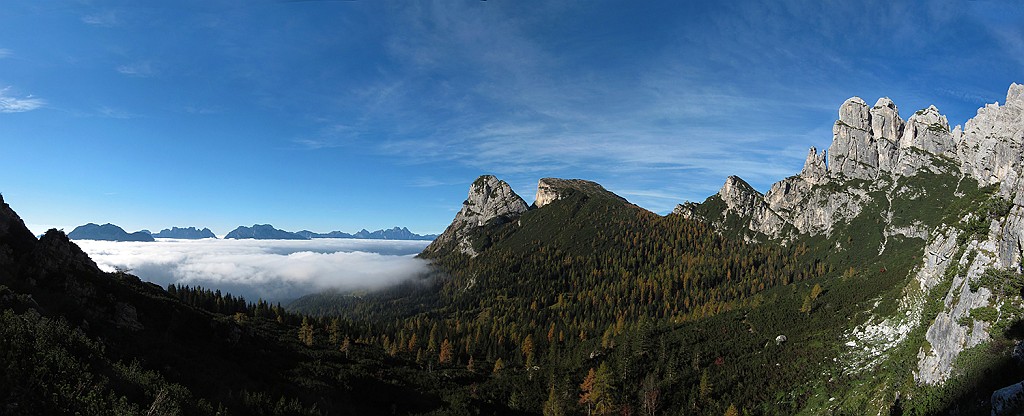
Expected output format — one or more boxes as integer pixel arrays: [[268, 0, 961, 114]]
[[423, 175, 528, 257], [957, 83, 1024, 188], [460, 175, 530, 228], [829, 97, 879, 180], [870, 97, 904, 172], [799, 147, 828, 184], [901, 106, 955, 156], [718, 176, 763, 218]]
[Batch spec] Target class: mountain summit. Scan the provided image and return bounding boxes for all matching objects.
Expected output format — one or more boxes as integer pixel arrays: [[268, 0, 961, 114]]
[[422, 175, 529, 257]]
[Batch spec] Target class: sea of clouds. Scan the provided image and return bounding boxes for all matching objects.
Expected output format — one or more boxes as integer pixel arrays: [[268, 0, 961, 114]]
[[75, 238, 432, 301]]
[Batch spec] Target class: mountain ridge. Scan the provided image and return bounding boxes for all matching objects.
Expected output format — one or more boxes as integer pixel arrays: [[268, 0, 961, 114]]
[[153, 226, 217, 239], [68, 223, 155, 242], [224, 224, 307, 240]]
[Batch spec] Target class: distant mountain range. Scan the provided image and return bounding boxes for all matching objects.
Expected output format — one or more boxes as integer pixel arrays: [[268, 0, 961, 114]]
[[224, 224, 306, 240], [68, 223, 154, 242], [68, 222, 437, 241], [296, 227, 438, 241], [152, 227, 217, 239]]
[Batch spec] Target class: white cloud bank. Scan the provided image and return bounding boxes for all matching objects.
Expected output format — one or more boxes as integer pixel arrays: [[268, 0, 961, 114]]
[[75, 238, 432, 301]]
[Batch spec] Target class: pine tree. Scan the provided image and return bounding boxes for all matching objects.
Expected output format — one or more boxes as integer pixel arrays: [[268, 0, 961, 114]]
[[800, 294, 813, 314], [521, 334, 536, 367], [439, 338, 454, 365], [328, 318, 341, 346], [591, 362, 615, 415], [810, 283, 823, 300], [699, 368, 712, 404], [340, 336, 351, 358], [579, 368, 597, 416], [298, 316, 315, 347], [543, 383, 566, 416]]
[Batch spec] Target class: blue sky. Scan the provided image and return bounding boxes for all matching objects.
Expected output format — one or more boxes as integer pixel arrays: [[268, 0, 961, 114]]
[[1, 1, 1022, 236]]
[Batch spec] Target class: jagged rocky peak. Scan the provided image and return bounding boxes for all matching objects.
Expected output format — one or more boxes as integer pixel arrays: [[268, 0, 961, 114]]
[[720, 175, 760, 198], [870, 97, 904, 141], [838, 96, 871, 130], [1005, 82, 1024, 107], [422, 175, 528, 257], [870, 97, 904, 173], [902, 105, 954, 155], [462, 175, 529, 226], [959, 83, 1024, 188], [800, 146, 828, 183], [718, 176, 764, 217], [829, 96, 880, 179], [826, 92, 961, 179], [534, 178, 627, 208]]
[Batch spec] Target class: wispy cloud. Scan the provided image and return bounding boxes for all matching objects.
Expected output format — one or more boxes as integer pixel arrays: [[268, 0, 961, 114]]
[[292, 138, 341, 150], [290, 123, 362, 150], [346, 2, 850, 206], [0, 87, 44, 113], [116, 61, 155, 77], [76, 238, 432, 301], [81, 11, 120, 27], [97, 106, 140, 119], [0, 48, 11, 59], [408, 177, 463, 188], [183, 105, 223, 115]]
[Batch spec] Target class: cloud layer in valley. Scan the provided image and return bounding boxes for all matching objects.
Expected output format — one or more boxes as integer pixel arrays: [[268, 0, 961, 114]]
[[75, 238, 432, 301]]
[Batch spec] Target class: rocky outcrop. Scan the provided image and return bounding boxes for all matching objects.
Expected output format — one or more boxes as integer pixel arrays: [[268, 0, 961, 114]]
[[422, 175, 529, 257], [829, 97, 880, 180], [799, 147, 828, 184], [902, 106, 954, 156], [687, 85, 1009, 240], [32, 229, 100, 274], [717, 176, 763, 218], [957, 83, 1024, 188], [534, 178, 627, 208]]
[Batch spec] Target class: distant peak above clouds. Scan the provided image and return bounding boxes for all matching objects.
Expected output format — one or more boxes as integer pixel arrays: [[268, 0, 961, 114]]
[[68, 223, 154, 242]]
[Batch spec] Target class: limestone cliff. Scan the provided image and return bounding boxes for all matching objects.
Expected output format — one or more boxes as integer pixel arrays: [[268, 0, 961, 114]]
[[422, 175, 529, 257], [680, 85, 1018, 240]]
